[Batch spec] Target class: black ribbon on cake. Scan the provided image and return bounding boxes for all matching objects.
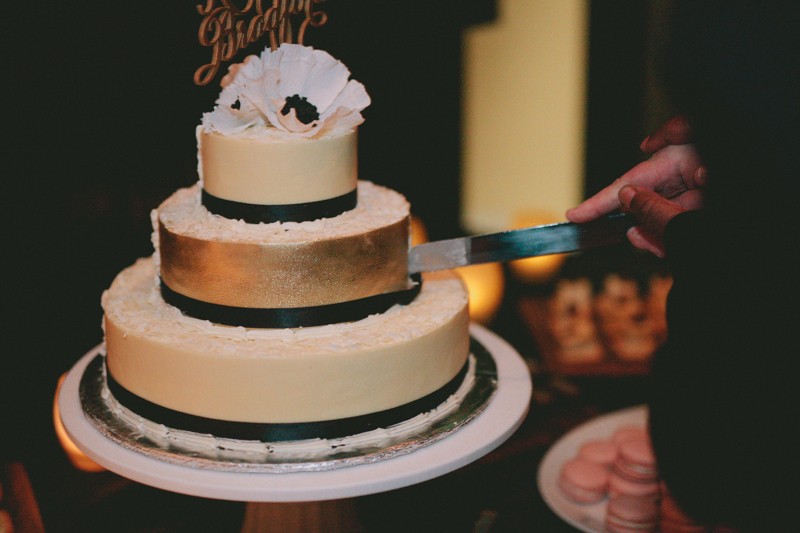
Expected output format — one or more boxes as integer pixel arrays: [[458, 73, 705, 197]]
[[160, 274, 423, 328], [202, 189, 358, 224], [106, 359, 469, 442]]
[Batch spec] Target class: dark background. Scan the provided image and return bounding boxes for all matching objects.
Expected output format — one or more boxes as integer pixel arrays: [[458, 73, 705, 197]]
[[4, 2, 671, 529]]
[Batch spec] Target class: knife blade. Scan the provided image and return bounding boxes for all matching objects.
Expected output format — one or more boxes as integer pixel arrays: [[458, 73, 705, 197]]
[[408, 213, 633, 274]]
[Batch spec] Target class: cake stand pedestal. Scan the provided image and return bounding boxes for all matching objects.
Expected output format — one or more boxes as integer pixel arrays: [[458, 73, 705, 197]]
[[59, 323, 532, 529]]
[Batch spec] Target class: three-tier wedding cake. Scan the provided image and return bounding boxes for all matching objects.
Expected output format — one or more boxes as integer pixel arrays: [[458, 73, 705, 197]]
[[98, 44, 472, 445]]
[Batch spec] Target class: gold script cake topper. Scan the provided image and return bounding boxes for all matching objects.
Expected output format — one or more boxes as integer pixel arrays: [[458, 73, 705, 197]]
[[194, 0, 329, 86]]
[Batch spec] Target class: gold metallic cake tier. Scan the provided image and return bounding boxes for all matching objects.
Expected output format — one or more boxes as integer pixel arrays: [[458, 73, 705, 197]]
[[155, 181, 411, 312]]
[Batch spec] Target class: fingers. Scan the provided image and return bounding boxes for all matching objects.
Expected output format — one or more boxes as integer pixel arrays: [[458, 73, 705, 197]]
[[640, 115, 693, 153], [627, 227, 666, 258], [567, 123, 704, 226], [673, 188, 704, 211], [622, 145, 705, 197], [565, 181, 624, 223], [693, 165, 708, 188], [619, 185, 686, 257]]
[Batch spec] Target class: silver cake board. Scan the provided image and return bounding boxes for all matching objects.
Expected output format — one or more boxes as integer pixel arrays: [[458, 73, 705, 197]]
[[58, 323, 532, 503]]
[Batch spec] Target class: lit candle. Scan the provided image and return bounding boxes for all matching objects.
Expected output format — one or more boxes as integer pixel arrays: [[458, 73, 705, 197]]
[[410, 215, 505, 324], [457, 263, 505, 324]]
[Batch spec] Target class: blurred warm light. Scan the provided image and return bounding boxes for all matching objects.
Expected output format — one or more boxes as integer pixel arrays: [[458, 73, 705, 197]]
[[53, 373, 105, 472], [457, 263, 505, 324], [508, 212, 567, 284], [410, 216, 504, 324], [409, 215, 428, 246]]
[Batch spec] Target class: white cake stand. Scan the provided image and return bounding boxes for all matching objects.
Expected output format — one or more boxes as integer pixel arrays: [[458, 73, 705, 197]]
[[58, 323, 532, 503]]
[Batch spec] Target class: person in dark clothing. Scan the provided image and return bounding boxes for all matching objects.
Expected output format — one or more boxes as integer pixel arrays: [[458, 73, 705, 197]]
[[567, 2, 799, 531]]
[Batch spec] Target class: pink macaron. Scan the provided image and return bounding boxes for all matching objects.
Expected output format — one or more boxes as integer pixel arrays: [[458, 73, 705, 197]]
[[611, 424, 649, 445], [578, 438, 618, 470], [558, 457, 609, 504], [604, 495, 659, 533], [613, 438, 658, 483], [608, 471, 660, 501]]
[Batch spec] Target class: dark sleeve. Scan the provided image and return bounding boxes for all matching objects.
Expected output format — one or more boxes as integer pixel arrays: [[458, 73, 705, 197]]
[[648, 208, 796, 531], [646, 2, 800, 529]]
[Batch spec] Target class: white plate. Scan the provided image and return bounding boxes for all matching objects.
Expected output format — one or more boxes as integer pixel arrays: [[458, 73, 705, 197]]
[[537, 404, 648, 533]]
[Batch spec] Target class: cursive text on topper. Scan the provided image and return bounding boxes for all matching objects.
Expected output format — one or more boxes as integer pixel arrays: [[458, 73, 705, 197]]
[[194, 0, 328, 86]]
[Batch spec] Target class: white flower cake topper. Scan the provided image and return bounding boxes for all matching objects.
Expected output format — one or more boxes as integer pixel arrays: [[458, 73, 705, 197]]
[[204, 44, 370, 138]]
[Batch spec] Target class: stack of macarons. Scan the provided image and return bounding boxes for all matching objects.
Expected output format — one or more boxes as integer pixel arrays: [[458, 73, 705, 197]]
[[558, 424, 655, 506], [608, 434, 660, 501], [556, 422, 735, 532], [557, 435, 620, 504], [578, 438, 618, 470], [611, 424, 648, 446], [605, 495, 659, 533], [557, 457, 609, 504]]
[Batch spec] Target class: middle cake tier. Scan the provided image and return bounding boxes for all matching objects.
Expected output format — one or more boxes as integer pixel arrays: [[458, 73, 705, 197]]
[[155, 180, 414, 327]]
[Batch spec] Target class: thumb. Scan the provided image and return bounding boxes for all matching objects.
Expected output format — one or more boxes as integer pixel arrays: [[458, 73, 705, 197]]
[[619, 185, 685, 255]]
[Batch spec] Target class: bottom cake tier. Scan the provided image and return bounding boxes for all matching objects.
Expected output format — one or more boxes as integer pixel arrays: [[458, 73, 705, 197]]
[[101, 257, 471, 436]]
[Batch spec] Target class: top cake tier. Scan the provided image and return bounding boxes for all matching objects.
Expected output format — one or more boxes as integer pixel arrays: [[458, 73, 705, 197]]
[[198, 44, 370, 224], [198, 127, 357, 221]]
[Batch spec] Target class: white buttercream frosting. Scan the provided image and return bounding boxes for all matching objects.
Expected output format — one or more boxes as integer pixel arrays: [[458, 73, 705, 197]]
[[103, 258, 465, 357], [155, 180, 408, 244], [102, 355, 477, 460]]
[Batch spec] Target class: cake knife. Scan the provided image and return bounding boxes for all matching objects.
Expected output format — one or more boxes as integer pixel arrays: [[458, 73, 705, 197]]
[[408, 213, 633, 273]]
